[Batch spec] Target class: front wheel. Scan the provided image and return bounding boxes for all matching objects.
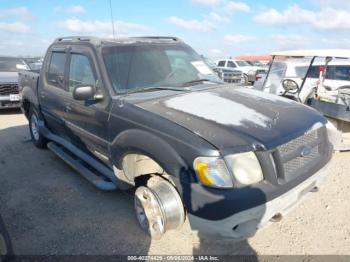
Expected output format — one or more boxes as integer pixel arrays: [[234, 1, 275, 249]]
[[134, 176, 185, 239], [29, 108, 47, 149]]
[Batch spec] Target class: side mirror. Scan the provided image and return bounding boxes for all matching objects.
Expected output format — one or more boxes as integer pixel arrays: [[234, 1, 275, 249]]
[[282, 79, 299, 94], [73, 85, 96, 101]]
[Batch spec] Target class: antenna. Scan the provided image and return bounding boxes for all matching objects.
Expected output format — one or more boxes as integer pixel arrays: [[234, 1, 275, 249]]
[[109, 0, 116, 39]]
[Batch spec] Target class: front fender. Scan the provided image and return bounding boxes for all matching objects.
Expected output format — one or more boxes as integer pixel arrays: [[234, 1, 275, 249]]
[[110, 129, 188, 178]]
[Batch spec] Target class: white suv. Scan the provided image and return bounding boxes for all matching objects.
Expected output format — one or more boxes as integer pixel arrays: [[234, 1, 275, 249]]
[[216, 59, 264, 84]]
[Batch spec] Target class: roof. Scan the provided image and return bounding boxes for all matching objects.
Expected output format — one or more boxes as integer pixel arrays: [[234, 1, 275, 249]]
[[235, 55, 271, 61], [270, 49, 350, 58], [54, 36, 182, 46]]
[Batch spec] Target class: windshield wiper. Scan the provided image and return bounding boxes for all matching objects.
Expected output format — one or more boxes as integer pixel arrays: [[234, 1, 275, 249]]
[[181, 79, 221, 87], [126, 86, 190, 94]]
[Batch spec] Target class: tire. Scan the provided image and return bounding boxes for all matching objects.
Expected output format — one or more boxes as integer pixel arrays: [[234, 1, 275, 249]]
[[243, 74, 249, 85], [29, 107, 47, 149], [134, 176, 185, 239]]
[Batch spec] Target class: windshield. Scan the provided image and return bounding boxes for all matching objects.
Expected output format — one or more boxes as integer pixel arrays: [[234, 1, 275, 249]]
[[0, 57, 28, 72], [103, 43, 221, 93], [263, 56, 313, 94], [236, 61, 251, 67]]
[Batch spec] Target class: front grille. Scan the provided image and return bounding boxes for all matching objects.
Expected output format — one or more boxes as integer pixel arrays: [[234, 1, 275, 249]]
[[0, 84, 19, 96], [223, 73, 241, 83], [275, 127, 327, 182]]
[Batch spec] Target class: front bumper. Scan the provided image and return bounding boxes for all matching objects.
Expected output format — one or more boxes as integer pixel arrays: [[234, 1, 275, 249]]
[[0, 95, 21, 109], [188, 160, 332, 239]]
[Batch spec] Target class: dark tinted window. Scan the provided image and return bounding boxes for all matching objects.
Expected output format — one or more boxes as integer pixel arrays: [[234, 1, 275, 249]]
[[47, 52, 66, 88], [217, 61, 226, 67], [227, 61, 236, 68], [326, 66, 350, 81], [68, 54, 95, 93]]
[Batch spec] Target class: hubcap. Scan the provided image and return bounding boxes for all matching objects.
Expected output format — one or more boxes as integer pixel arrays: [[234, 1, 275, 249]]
[[31, 114, 39, 141], [135, 186, 165, 240]]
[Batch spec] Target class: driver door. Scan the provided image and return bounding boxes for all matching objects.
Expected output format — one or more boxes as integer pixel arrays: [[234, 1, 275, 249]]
[[63, 47, 111, 164]]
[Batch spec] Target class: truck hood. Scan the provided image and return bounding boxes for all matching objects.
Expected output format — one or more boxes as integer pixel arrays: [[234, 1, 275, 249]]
[[135, 86, 326, 152], [0, 72, 18, 84], [239, 66, 260, 73]]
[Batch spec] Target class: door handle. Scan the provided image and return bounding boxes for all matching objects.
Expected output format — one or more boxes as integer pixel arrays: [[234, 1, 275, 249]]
[[40, 91, 46, 98]]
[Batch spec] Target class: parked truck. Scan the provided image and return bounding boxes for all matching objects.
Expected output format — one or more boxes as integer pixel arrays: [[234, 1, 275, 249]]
[[0, 56, 29, 109], [20, 36, 333, 239]]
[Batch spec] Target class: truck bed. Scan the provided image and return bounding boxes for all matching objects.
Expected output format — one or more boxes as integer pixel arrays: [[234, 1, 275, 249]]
[[18, 70, 40, 93]]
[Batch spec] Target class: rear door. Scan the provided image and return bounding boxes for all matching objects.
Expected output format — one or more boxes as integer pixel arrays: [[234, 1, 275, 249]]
[[63, 46, 111, 164], [39, 48, 71, 140]]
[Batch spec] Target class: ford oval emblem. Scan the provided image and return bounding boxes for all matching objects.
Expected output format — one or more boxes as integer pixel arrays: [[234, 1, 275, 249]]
[[300, 146, 312, 157]]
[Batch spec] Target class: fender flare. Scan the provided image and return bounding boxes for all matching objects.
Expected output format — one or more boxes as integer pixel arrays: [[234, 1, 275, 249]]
[[110, 129, 188, 179]]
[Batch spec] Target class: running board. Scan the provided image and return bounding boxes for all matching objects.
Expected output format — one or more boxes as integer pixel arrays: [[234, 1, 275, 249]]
[[47, 142, 117, 191], [37, 120, 118, 184]]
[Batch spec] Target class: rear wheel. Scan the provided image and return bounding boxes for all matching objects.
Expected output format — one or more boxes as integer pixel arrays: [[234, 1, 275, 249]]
[[29, 107, 47, 149], [134, 176, 185, 239]]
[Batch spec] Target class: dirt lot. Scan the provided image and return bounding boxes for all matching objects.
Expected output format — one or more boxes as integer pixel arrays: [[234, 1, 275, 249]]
[[0, 109, 350, 255]]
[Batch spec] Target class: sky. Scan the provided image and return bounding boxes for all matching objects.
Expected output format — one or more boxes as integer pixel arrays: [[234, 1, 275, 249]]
[[1, 0, 350, 58]]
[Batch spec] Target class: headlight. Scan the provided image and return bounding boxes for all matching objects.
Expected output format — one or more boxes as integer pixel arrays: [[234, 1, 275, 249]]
[[193, 157, 233, 188], [225, 152, 263, 186]]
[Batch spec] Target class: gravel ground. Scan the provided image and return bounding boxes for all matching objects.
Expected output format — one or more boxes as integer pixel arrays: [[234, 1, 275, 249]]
[[0, 109, 349, 255]]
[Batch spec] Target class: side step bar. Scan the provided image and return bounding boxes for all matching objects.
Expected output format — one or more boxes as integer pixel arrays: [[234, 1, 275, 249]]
[[48, 142, 117, 191]]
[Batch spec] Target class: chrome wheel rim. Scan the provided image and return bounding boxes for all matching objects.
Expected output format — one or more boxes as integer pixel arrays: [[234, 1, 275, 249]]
[[31, 114, 39, 141], [135, 186, 165, 240]]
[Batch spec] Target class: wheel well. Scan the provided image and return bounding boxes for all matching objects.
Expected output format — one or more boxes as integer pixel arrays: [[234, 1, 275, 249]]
[[114, 153, 176, 188], [22, 99, 31, 117]]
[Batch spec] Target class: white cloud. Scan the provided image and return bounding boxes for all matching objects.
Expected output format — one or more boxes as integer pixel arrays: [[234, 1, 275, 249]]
[[271, 34, 309, 50], [191, 0, 221, 6], [208, 12, 230, 22], [225, 1, 250, 12], [169, 16, 216, 32], [224, 34, 255, 44], [54, 5, 86, 14], [0, 36, 50, 56], [67, 5, 86, 14], [0, 22, 31, 33], [253, 5, 314, 25], [254, 4, 350, 30], [313, 0, 350, 9], [57, 19, 151, 36], [0, 7, 33, 20]]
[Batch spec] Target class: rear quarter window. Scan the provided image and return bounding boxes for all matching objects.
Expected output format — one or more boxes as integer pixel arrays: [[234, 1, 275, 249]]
[[47, 52, 66, 89]]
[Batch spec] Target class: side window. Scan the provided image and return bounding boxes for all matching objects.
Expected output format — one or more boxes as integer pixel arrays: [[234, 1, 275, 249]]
[[227, 61, 236, 68], [217, 61, 226, 67], [47, 52, 66, 89], [326, 66, 350, 81], [68, 54, 96, 93]]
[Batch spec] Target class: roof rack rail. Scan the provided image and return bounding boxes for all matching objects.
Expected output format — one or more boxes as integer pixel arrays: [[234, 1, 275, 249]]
[[132, 36, 181, 41], [54, 36, 98, 42]]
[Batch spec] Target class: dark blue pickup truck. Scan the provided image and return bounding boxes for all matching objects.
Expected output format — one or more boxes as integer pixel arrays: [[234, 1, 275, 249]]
[[19, 36, 333, 239]]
